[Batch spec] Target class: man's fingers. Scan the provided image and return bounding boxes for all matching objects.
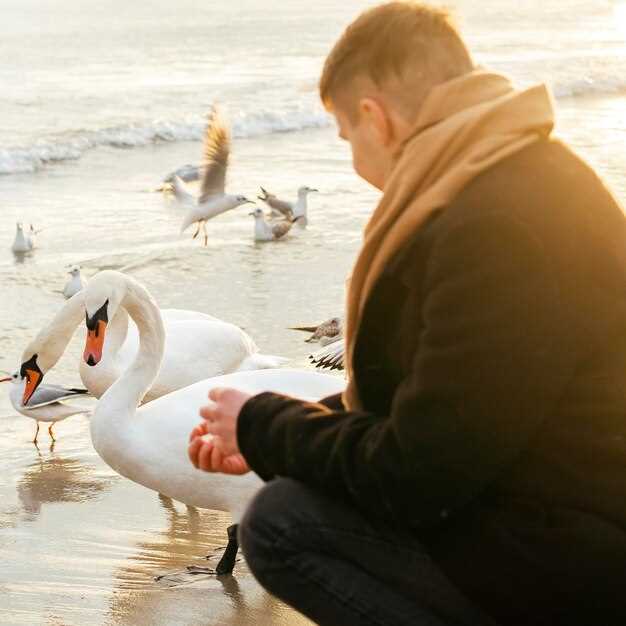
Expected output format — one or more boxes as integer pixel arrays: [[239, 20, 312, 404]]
[[197, 440, 216, 472], [189, 422, 208, 442], [188, 437, 204, 467], [210, 437, 224, 469], [208, 387, 227, 402], [199, 402, 218, 421]]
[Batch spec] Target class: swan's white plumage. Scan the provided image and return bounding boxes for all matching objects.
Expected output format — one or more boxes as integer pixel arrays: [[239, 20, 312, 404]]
[[86, 271, 345, 521]]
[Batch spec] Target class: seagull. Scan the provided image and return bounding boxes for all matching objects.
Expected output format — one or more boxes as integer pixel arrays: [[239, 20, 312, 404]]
[[11, 222, 36, 253], [1, 372, 91, 443], [156, 163, 202, 192], [258, 186, 318, 228], [290, 316, 342, 344], [177, 107, 253, 246], [63, 267, 85, 299], [249, 207, 298, 242], [309, 337, 345, 371]]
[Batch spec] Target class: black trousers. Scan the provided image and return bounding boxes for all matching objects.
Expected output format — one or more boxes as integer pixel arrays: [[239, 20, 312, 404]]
[[238, 478, 496, 626]]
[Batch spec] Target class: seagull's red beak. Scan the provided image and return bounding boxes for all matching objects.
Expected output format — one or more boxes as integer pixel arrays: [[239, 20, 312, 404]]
[[84, 320, 107, 367]]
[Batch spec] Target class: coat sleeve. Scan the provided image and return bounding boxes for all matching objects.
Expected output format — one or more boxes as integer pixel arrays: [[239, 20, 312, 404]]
[[237, 212, 576, 527]]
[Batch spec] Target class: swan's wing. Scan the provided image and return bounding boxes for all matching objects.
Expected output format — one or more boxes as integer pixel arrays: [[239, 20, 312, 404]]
[[171, 176, 197, 206], [199, 106, 230, 202], [26, 384, 91, 408], [271, 220, 293, 239], [309, 338, 345, 371]]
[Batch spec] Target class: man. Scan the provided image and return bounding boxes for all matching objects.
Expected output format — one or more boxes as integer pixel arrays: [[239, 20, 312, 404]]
[[188, 3, 626, 624]]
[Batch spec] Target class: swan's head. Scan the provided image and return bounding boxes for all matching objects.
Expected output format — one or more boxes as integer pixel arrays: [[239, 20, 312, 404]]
[[297, 186, 318, 196], [83, 271, 126, 368], [17, 354, 44, 405]]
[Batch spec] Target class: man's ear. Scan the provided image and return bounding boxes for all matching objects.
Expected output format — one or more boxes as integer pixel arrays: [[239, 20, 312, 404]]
[[358, 97, 393, 146]]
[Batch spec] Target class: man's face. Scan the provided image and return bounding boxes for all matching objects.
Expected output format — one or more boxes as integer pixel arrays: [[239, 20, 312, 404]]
[[333, 103, 388, 191]]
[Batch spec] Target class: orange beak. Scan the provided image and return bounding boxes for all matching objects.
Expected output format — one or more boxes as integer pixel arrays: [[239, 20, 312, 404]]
[[84, 320, 107, 366], [22, 369, 42, 405]]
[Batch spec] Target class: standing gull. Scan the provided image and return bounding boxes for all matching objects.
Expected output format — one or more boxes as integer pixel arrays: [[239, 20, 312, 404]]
[[11, 222, 36, 253], [1, 372, 91, 443], [258, 186, 318, 228], [249, 207, 298, 242], [178, 107, 253, 245], [63, 267, 85, 299]]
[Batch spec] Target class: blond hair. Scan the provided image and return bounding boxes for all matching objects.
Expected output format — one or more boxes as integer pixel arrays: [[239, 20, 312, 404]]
[[319, 2, 473, 120]]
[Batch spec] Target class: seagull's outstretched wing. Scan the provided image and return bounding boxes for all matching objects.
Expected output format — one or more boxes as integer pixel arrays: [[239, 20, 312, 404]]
[[309, 338, 345, 371], [199, 107, 230, 202], [171, 175, 197, 207], [26, 384, 91, 409]]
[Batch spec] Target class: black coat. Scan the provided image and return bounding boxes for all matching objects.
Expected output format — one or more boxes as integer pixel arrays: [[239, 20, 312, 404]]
[[238, 139, 626, 624]]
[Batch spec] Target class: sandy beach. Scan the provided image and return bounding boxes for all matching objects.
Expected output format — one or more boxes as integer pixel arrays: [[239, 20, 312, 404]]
[[3, 0, 626, 624]]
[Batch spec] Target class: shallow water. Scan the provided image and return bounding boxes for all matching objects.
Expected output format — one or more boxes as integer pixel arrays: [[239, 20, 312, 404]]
[[3, 1, 626, 625]]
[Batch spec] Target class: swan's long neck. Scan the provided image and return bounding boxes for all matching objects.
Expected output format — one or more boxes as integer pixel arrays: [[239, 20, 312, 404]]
[[103, 307, 130, 363], [96, 281, 165, 418], [25, 293, 85, 370]]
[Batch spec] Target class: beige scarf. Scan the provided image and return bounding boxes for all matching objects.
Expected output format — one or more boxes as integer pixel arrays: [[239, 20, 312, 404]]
[[343, 70, 555, 410]]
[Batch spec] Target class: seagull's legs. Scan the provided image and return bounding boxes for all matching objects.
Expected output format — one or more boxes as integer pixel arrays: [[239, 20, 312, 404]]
[[48, 424, 56, 442], [201, 221, 208, 247], [192, 223, 201, 240], [33, 421, 40, 444]]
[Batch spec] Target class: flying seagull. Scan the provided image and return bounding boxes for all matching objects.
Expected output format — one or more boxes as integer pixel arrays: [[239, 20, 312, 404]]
[[178, 107, 253, 245]]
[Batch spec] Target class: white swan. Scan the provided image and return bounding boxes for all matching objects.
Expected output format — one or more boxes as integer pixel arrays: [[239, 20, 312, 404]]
[[83, 270, 345, 573], [19, 287, 286, 406]]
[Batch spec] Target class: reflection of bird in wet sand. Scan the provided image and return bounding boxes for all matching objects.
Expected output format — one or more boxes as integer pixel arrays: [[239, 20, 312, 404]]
[[177, 107, 253, 245], [258, 185, 318, 227], [249, 207, 299, 242], [17, 452, 111, 517], [1, 372, 91, 443]]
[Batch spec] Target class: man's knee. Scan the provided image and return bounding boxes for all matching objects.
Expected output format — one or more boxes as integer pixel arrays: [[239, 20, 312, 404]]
[[239, 478, 315, 572]]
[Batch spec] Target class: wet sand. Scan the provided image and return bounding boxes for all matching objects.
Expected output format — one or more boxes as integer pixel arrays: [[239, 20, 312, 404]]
[[0, 410, 314, 626]]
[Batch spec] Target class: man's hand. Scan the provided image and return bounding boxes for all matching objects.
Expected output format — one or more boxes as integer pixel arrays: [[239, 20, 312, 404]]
[[188, 387, 252, 475]]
